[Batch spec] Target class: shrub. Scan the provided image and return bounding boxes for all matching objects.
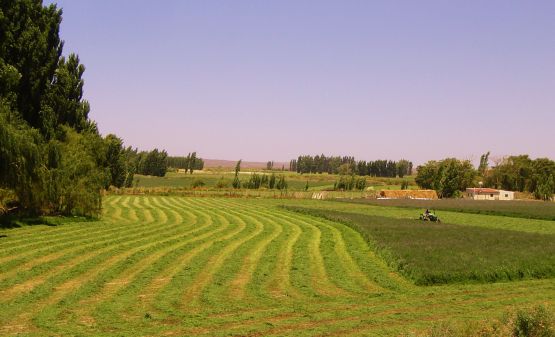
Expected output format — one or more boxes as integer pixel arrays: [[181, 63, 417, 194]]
[[215, 177, 228, 189], [191, 179, 205, 188], [513, 305, 554, 337], [409, 305, 554, 337]]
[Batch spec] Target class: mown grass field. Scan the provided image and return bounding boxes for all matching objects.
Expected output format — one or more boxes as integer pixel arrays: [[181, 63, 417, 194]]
[[1, 196, 554, 336]]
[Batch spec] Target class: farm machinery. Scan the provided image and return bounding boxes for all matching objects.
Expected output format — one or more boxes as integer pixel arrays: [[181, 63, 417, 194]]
[[419, 211, 441, 222]]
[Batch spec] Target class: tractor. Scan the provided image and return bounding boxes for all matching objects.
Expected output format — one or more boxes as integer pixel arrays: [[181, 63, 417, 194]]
[[419, 211, 441, 222]]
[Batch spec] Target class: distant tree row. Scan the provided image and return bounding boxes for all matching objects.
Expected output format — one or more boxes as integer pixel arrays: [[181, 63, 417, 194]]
[[415, 154, 555, 200], [484, 155, 555, 200], [231, 161, 287, 190], [135, 149, 168, 177], [90, 136, 170, 186], [290, 155, 412, 177], [241, 173, 287, 190], [167, 152, 204, 173]]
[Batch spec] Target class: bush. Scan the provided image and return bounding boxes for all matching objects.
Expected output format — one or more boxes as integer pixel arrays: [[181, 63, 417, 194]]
[[407, 305, 554, 337], [191, 179, 205, 188], [215, 177, 228, 189], [513, 305, 554, 337]]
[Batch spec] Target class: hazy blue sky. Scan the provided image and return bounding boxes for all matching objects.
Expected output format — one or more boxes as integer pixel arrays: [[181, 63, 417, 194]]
[[47, 1, 555, 163]]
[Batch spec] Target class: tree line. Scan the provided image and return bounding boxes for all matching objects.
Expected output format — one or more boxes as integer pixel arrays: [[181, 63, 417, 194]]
[[167, 152, 204, 173], [290, 155, 412, 178], [0, 1, 174, 216], [231, 160, 287, 190], [415, 153, 555, 200], [485, 155, 555, 200]]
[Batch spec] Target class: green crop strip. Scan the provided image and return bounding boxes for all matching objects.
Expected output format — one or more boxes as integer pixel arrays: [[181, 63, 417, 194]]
[[285, 206, 555, 286]]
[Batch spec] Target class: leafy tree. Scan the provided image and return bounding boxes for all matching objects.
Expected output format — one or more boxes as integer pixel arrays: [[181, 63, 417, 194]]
[[232, 159, 242, 189], [0, 108, 44, 212], [289, 159, 297, 172], [529, 158, 555, 200], [0, 2, 108, 215], [335, 175, 358, 191], [234, 160, 241, 175], [535, 175, 554, 201], [0, 1, 63, 132], [338, 163, 353, 175], [137, 149, 167, 177], [484, 155, 555, 200], [269, 173, 276, 189], [120, 146, 138, 187], [485, 155, 533, 192], [232, 175, 241, 189], [189, 152, 196, 174], [104, 134, 126, 188], [355, 177, 366, 191], [266, 161, 274, 170], [42, 54, 91, 137], [244, 173, 262, 189], [167, 154, 204, 171], [44, 128, 107, 216], [397, 159, 411, 178], [478, 151, 490, 175], [416, 158, 477, 198], [276, 175, 287, 190], [260, 174, 268, 188]]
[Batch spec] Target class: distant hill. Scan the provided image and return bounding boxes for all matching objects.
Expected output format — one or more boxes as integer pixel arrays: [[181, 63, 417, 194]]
[[203, 159, 289, 170]]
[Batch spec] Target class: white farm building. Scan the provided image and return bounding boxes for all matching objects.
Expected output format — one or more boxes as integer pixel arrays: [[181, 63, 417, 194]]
[[465, 188, 515, 201]]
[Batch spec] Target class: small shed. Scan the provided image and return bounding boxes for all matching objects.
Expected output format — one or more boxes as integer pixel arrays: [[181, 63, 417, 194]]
[[466, 188, 514, 200]]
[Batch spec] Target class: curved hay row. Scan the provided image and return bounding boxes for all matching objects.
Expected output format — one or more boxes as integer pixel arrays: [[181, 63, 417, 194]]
[[131, 200, 236, 313], [207, 199, 304, 300], [73, 198, 199, 306], [226, 212, 283, 300], [191, 198, 290, 305], [285, 213, 384, 294], [219, 199, 372, 297], [2, 196, 551, 336], [0, 213, 155, 284], [178, 203, 265, 309], [43, 197, 207, 330], [0, 197, 179, 322], [0, 195, 142, 263], [0, 197, 163, 298]]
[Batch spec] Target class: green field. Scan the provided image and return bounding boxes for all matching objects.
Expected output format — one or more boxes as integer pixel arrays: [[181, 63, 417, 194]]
[[1, 196, 554, 336], [133, 171, 416, 192], [285, 207, 555, 285]]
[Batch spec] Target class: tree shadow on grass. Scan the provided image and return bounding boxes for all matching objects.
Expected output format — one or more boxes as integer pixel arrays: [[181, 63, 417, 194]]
[[0, 215, 57, 229]]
